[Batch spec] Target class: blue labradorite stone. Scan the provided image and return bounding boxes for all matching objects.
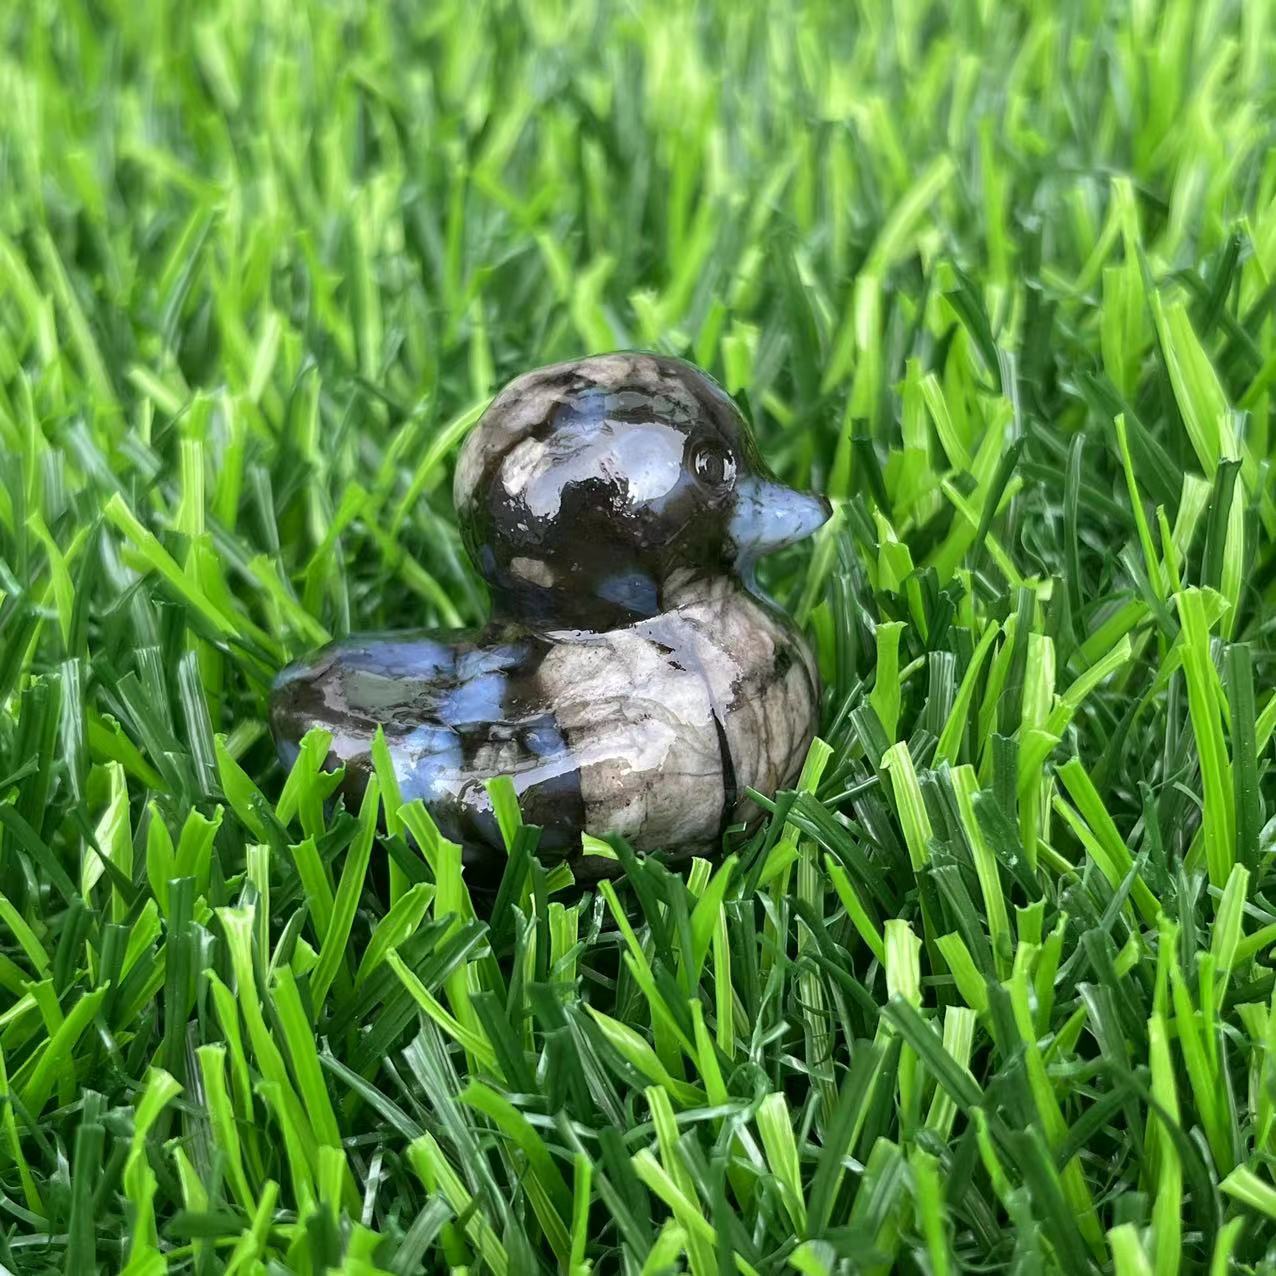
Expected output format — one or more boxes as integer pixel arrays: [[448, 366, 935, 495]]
[[271, 353, 831, 879]]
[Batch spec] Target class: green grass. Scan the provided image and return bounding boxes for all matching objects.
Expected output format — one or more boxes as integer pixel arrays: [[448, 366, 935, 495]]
[[2, 0, 1276, 1270]]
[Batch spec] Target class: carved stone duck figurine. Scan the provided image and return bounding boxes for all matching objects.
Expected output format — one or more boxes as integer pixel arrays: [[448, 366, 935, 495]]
[[270, 353, 831, 879]]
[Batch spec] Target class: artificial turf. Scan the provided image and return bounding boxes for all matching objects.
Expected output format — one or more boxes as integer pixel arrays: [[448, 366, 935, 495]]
[[3, 0, 1276, 1271]]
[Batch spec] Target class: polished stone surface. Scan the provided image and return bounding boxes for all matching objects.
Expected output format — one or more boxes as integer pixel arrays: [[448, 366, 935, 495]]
[[271, 353, 831, 877]]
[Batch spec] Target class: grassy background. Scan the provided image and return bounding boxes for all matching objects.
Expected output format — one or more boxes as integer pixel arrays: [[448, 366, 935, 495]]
[[3, 0, 1276, 1270]]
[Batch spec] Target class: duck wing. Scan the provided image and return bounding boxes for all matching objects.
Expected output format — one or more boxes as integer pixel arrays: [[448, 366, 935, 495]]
[[270, 627, 585, 858]]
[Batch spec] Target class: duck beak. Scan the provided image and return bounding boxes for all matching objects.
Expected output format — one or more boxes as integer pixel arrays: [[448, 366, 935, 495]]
[[728, 478, 832, 560]]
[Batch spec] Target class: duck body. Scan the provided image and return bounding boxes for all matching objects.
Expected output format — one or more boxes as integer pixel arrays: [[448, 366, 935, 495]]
[[272, 577, 818, 873], [271, 354, 829, 878]]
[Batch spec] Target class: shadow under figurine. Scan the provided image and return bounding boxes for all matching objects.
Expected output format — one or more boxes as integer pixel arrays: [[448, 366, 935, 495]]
[[271, 353, 831, 882]]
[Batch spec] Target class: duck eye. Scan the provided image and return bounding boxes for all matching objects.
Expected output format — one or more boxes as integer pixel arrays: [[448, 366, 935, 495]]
[[690, 440, 737, 490]]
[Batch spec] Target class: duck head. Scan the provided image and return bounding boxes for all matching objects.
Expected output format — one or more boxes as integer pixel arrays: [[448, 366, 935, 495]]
[[454, 353, 831, 627]]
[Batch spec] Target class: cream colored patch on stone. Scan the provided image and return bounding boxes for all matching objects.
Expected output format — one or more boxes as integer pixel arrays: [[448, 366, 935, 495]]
[[452, 365, 577, 512], [570, 353, 638, 388], [538, 629, 723, 849], [653, 579, 818, 817], [333, 568, 818, 856], [510, 556, 556, 586], [500, 436, 550, 499]]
